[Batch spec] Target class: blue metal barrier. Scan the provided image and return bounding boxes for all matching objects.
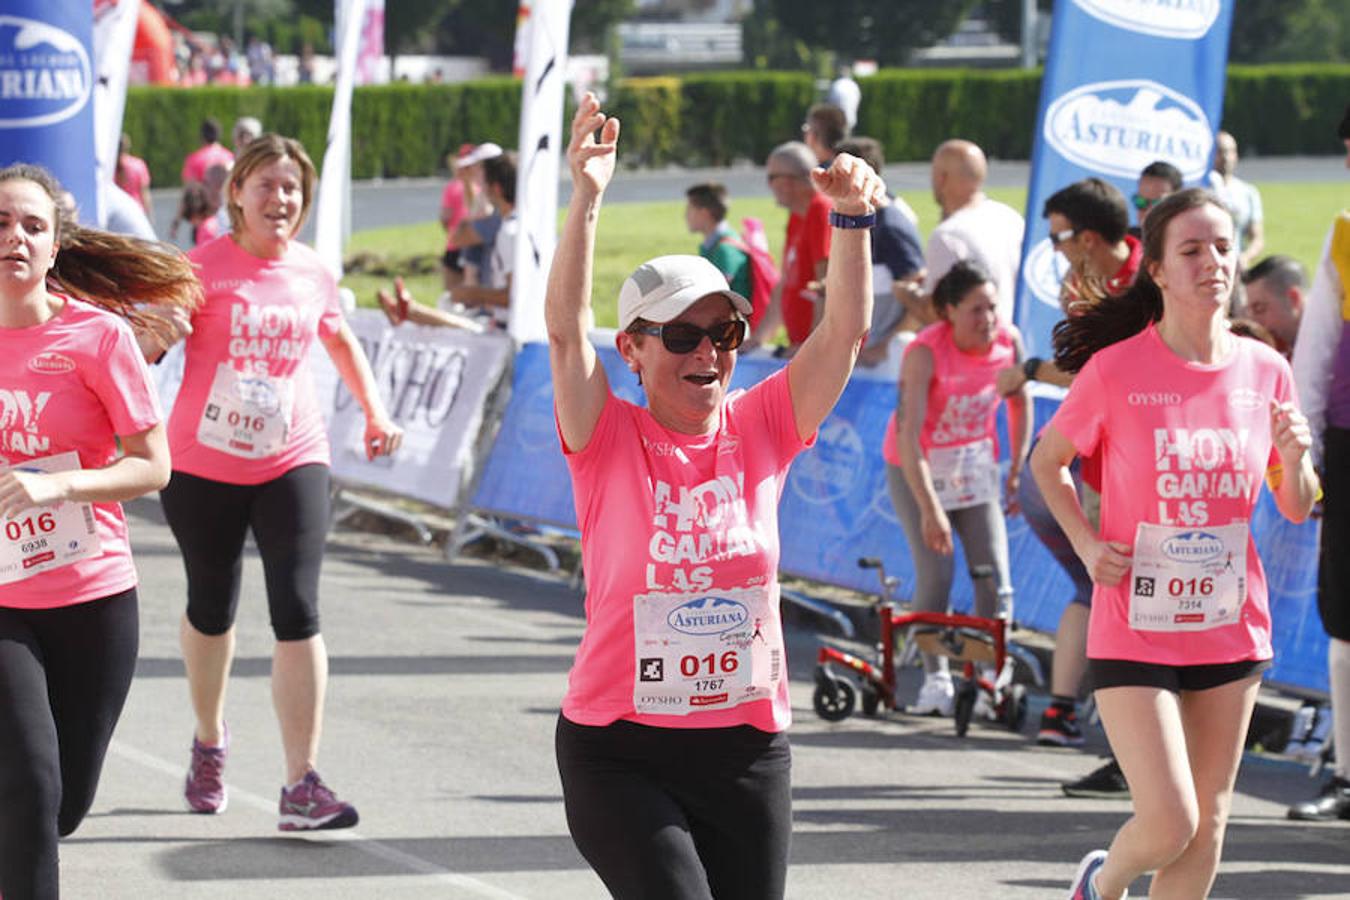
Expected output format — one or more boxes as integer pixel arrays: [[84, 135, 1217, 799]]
[[471, 341, 1328, 693]]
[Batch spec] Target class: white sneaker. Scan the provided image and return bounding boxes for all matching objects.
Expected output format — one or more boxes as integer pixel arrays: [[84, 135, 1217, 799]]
[[907, 673, 954, 716]]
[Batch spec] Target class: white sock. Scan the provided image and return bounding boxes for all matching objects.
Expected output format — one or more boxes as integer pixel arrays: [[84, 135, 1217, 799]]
[[1330, 638, 1350, 779]]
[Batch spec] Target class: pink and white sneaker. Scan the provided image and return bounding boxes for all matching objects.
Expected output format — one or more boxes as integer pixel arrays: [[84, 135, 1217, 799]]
[[184, 725, 229, 814], [278, 770, 359, 832]]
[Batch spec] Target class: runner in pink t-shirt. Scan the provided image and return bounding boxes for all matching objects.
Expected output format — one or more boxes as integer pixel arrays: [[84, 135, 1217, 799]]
[[0, 163, 198, 899], [115, 134, 152, 218], [439, 146, 472, 290], [181, 119, 235, 185], [550, 94, 885, 899], [882, 260, 1029, 716], [1032, 190, 1320, 900], [155, 134, 402, 832]]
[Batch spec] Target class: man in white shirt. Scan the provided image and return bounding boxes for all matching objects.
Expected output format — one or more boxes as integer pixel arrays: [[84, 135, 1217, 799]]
[[911, 140, 1024, 324], [825, 65, 861, 132], [1207, 130, 1265, 268]]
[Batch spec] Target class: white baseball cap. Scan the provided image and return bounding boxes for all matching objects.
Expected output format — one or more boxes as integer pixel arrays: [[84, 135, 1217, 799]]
[[617, 255, 752, 331], [454, 142, 503, 168]]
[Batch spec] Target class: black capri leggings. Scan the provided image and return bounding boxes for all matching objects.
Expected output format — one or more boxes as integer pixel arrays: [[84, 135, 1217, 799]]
[[0, 588, 139, 900], [159, 464, 331, 641], [556, 715, 792, 900], [1318, 426, 1350, 640]]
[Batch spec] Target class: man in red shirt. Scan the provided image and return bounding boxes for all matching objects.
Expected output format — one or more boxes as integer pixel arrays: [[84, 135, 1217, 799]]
[[1000, 177, 1140, 799], [751, 141, 831, 354]]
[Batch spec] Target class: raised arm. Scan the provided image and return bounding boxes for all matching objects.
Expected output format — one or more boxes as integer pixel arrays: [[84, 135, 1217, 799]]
[[786, 153, 886, 440], [547, 93, 620, 453]]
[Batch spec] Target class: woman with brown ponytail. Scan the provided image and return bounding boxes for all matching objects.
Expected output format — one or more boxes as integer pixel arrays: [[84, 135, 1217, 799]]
[[0, 163, 199, 900]]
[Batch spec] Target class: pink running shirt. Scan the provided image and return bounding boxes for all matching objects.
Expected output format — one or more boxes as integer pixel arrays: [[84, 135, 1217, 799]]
[[168, 235, 343, 484], [441, 180, 466, 251], [181, 143, 235, 185], [115, 154, 151, 208], [882, 319, 1018, 467], [561, 367, 812, 732], [1049, 325, 1293, 665], [0, 298, 162, 610]]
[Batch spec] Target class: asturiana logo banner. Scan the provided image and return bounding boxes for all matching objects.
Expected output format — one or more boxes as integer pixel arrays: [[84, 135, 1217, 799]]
[[0, 16, 92, 129], [1073, 0, 1221, 40], [1024, 237, 1072, 310], [1044, 81, 1213, 181]]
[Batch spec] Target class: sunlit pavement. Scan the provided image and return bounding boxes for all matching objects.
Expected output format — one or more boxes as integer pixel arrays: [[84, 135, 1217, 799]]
[[50, 498, 1350, 899]]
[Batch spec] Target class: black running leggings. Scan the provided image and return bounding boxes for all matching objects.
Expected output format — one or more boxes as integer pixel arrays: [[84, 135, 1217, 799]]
[[556, 715, 792, 900], [0, 588, 139, 900], [159, 464, 331, 641]]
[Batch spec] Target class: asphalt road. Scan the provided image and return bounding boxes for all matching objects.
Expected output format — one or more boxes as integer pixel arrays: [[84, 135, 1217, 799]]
[[53, 497, 1350, 899], [148, 154, 1348, 244]]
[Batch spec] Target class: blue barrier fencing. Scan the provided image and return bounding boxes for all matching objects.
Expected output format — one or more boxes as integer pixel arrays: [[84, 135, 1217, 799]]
[[470, 340, 1328, 693]]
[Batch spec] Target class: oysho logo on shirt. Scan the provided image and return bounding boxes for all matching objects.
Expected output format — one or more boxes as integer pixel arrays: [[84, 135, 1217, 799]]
[[1044, 81, 1213, 181], [1128, 391, 1182, 407], [0, 16, 92, 129], [1228, 388, 1264, 411], [27, 352, 75, 374], [1073, 0, 1221, 40]]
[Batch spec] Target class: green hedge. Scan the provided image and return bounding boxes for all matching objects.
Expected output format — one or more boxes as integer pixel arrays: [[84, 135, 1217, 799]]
[[1222, 65, 1350, 156], [123, 64, 1350, 188], [858, 69, 1043, 161], [678, 71, 816, 167]]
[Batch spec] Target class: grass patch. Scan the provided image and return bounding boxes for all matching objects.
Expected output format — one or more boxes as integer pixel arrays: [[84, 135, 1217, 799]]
[[343, 181, 1344, 328]]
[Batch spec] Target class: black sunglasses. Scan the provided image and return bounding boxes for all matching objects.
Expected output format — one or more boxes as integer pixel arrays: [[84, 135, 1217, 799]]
[[1048, 227, 1078, 246], [633, 319, 747, 354]]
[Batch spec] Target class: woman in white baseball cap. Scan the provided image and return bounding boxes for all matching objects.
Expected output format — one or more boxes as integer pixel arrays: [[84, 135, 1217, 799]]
[[548, 92, 885, 899]]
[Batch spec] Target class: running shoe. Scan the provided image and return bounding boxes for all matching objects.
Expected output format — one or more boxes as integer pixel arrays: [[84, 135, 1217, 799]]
[[1285, 702, 1331, 763], [1038, 705, 1087, 747], [184, 725, 229, 814], [278, 770, 360, 831], [1062, 758, 1130, 799], [1286, 775, 1350, 821], [906, 672, 955, 717], [1066, 850, 1127, 899]]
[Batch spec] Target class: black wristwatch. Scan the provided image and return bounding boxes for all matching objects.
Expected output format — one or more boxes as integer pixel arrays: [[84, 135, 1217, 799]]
[[1021, 356, 1042, 382]]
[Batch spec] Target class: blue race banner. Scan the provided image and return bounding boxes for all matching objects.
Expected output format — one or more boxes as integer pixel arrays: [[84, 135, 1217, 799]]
[[1012, 0, 1235, 356], [0, 8, 97, 217]]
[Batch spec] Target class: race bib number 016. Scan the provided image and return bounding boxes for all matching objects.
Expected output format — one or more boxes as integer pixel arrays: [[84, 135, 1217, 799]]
[[1129, 521, 1247, 632], [928, 439, 999, 511], [197, 363, 294, 458], [633, 586, 779, 716], [0, 451, 101, 585]]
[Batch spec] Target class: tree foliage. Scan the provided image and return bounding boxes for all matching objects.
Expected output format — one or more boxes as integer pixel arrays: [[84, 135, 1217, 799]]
[[1228, 0, 1350, 64], [765, 0, 979, 65]]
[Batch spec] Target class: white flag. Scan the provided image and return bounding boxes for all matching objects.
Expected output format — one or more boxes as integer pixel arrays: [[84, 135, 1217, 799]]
[[315, 0, 365, 280], [92, 0, 139, 225], [510, 0, 572, 345]]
